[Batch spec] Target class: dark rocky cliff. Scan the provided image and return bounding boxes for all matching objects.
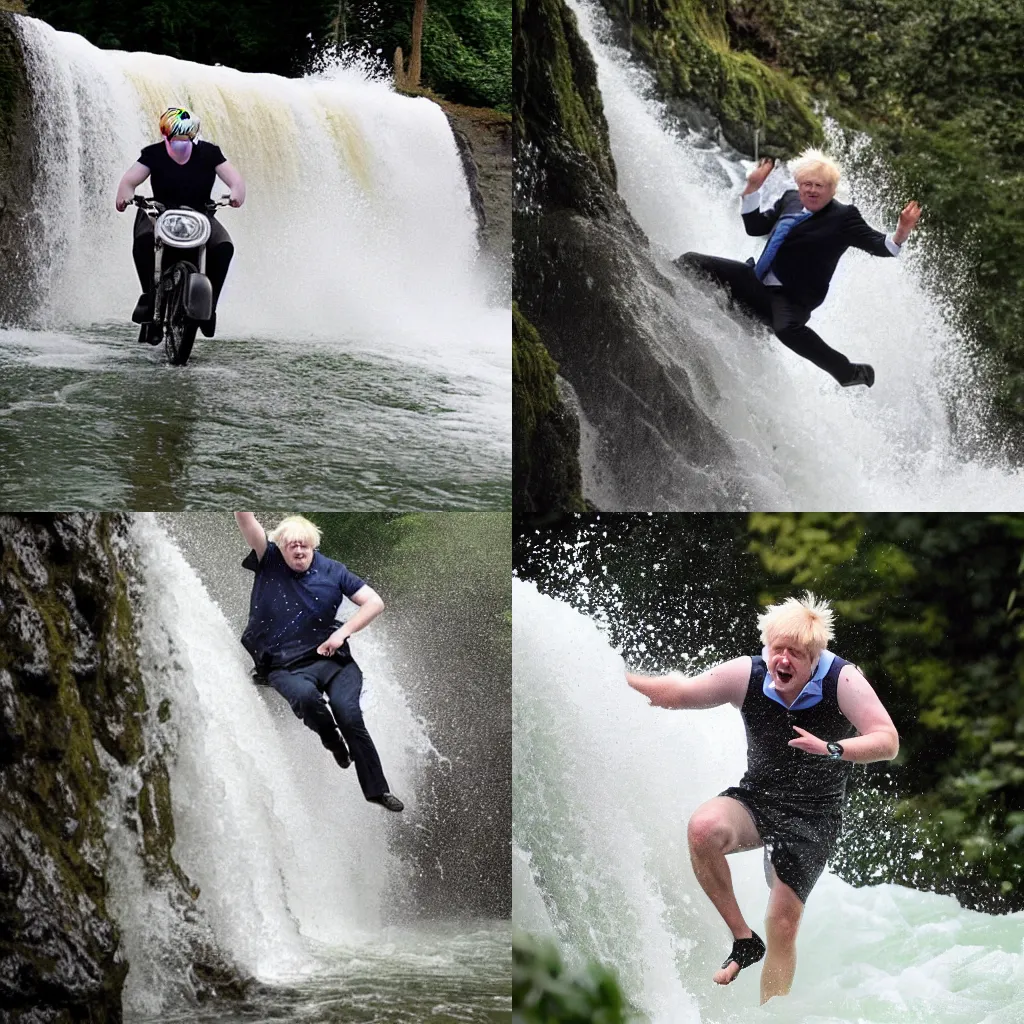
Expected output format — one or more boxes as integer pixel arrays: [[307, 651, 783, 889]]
[[0, 12, 38, 326], [0, 515, 244, 1023], [442, 103, 513, 294]]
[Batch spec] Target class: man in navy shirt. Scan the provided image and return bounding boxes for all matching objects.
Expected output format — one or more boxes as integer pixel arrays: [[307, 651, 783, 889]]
[[234, 512, 403, 812]]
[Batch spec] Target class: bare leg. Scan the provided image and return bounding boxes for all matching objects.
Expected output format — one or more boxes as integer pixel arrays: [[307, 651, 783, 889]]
[[760, 873, 804, 1004], [687, 796, 762, 985]]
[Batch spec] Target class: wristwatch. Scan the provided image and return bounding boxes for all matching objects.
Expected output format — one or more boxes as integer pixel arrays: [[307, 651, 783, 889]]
[[826, 741, 844, 761]]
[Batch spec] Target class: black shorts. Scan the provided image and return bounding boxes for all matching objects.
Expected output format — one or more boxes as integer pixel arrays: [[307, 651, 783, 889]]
[[720, 785, 842, 903]]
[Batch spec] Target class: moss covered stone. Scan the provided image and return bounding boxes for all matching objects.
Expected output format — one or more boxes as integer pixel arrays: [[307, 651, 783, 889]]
[[598, 0, 820, 155], [515, 0, 624, 217], [0, 515, 248, 1022], [0, 12, 38, 325], [513, 303, 585, 523]]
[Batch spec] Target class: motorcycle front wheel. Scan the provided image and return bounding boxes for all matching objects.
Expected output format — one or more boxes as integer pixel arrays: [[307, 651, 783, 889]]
[[163, 260, 199, 366]]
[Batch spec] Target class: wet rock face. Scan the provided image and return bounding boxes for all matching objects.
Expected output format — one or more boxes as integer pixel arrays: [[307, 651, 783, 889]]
[[442, 104, 513, 296], [515, 0, 747, 511], [0, 514, 131, 1024], [513, 304, 585, 523], [0, 13, 39, 326], [0, 515, 248, 1023], [517, 211, 747, 509]]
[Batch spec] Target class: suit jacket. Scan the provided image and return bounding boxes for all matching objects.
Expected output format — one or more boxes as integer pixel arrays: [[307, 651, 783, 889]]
[[743, 189, 893, 311]]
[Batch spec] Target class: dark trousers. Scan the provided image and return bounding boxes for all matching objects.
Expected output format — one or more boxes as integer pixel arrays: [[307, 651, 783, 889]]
[[133, 208, 234, 311], [676, 252, 856, 384], [267, 655, 390, 800]]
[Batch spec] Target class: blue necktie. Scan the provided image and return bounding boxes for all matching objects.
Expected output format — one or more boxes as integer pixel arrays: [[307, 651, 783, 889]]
[[754, 210, 812, 281]]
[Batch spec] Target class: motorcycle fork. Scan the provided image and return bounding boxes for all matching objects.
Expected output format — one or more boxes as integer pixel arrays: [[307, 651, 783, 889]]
[[153, 238, 165, 323]]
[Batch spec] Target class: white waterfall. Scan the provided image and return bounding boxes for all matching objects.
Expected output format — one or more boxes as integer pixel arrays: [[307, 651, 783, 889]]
[[564, 0, 1023, 511], [12, 15, 507, 369], [104, 515, 433, 1015], [513, 577, 1024, 1022]]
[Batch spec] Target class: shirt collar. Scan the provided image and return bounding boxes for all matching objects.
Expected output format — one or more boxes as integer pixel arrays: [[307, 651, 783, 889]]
[[762, 648, 835, 709]]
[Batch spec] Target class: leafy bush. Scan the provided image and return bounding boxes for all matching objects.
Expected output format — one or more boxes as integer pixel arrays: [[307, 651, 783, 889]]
[[513, 931, 633, 1023]]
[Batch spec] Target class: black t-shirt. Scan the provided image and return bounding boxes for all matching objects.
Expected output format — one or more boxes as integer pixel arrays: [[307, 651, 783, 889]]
[[138, 140, 227, 211]]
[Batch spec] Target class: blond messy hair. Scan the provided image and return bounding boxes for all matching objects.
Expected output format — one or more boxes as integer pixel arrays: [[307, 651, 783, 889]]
[[269, 515, 322, 549], [757, 592, 834, 658], [789, 148, 841, 188]]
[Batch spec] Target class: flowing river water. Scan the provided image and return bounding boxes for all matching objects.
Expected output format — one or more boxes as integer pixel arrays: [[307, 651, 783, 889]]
[[0, 17, 509, 508]]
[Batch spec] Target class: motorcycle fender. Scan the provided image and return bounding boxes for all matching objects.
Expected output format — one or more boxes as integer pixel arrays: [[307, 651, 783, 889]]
[[184, 272, 213, 321]]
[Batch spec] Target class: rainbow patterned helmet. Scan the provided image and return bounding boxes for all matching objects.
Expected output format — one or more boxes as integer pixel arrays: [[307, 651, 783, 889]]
[[159, 107, 200, 141]]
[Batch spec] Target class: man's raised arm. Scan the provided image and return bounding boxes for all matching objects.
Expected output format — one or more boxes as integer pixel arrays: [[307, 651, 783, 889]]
[[626, 656, 751, 710], [234, 512, 268, 562]]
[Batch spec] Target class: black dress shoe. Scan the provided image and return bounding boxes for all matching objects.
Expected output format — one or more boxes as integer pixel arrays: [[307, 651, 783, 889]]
[[331, 745, 351, 769], [199, 312, 216, 338], [841, 363, 875, 388], [369, 793, 404, 812]]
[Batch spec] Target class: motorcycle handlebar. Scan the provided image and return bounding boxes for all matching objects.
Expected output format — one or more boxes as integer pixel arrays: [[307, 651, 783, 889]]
[[130, 195, 164, 213], [130, 194, 234, 214]]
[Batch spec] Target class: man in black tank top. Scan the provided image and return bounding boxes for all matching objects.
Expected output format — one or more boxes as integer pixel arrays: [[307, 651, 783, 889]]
[[626, 593, 899, 1005]]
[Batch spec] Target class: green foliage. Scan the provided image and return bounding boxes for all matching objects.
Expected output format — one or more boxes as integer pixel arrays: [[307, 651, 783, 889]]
[[23, 0, 511, 109], [749, 512, 1024, 911], [513, 931, 632, 1023], [341, 0, 512, 109], [598, 0, 821, 155], [724, 0, 1024, 430], [420, 0, 512, 110]]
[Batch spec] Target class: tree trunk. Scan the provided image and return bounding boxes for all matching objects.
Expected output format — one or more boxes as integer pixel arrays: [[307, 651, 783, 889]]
[[330, 0, 347, 45], [409, 0, 426, 87]]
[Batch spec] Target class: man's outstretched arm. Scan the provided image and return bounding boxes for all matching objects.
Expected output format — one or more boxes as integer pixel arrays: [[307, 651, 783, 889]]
[[626, 656, 751, 710], [740, 157, 783, 236], [234, 512, 268, 562], [846, 200, 922, 257]]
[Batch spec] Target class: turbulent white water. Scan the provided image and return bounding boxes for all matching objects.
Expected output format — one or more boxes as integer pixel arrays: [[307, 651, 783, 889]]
[[565, 0, 1024, 511], [105, 515, 436, 1016], [513, 579, 1024, 1023], [14, 16, 498, 353], [0, 17, 509, 507]]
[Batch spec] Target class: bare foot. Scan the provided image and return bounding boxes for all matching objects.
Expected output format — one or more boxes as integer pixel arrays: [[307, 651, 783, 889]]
[[713, 930, 759, 986], [713, 960, 741, 985]]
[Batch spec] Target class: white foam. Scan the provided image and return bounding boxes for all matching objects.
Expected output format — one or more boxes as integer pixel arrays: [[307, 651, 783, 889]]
[[564, 0, 1024, 510], [513, 579, 1024, 1022]]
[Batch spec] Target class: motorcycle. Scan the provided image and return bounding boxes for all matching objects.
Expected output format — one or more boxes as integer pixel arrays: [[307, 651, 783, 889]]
[[129, 194, 231, 366]]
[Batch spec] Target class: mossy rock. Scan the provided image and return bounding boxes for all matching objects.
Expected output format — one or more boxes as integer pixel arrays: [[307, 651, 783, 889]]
[[0, 11, 39, 325], [0, 515, 250, 1020], [515, 0, 624, 217], [598, 0, 821, 155], [513, 303, 585, 524]]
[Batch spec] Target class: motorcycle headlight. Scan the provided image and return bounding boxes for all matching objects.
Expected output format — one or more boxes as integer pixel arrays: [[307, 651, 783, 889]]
[[155, 210, 211, 248]]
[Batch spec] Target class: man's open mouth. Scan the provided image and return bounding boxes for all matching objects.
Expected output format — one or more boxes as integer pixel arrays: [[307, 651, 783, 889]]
[[776, 669, 793, 683]]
